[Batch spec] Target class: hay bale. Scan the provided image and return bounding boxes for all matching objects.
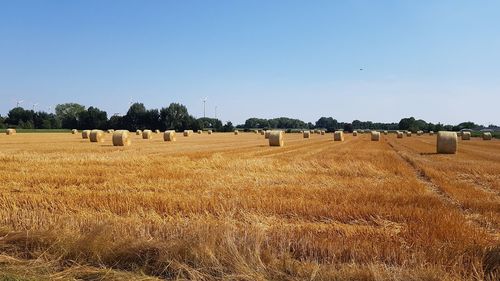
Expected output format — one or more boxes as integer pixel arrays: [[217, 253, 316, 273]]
[[383, 130, 388, 135], [89, 130, 105, 143], [71, 129, 78, 134], [264, 130, 271, 139], [107, 129, 114, 134], [82, 130, 91, 139], [406, 131, 412, 137], [437, 131, 457, 154], [253, 129, 259, 134], [397, 131, 403, 138], [142, 130, 153, 139], [417, 130, 423, 136], [429, 131, 434, 136], [183, 130, 192, 137], [353, 130, 358, 136], [260, 130, 265, 135], [321, 130, 325, 135], [6, 128, 16, 135], [371, 131, 380, 141], [269, 131, 284, 147], [197, 130, 202, 134], [334, 131, 344, 141], [136, 130, 142, 135], [155, 129, 160, 134], [234, 130, 239, 135], [303, 131, 310, 138], [482, 132, 492, 140], [461, 131, 471, 140], [112, 130, 131, 146], [457, 132, 462, 137], [164, 130, 176, 141], [208, 130, 213, 135]]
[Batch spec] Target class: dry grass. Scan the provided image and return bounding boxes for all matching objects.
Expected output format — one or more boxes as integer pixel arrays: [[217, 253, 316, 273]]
[[0, 132, 498, 280]]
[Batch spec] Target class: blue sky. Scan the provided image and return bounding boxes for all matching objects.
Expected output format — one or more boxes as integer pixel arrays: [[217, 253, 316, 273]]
[[1, 0, 499, 125]]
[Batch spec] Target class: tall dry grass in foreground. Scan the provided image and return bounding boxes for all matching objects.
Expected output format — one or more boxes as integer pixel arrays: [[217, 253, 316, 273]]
[[0, 133, 498, 280]]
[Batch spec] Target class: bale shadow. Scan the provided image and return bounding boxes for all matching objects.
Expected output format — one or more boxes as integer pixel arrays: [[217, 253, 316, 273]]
[[420, 152, 438, 156]]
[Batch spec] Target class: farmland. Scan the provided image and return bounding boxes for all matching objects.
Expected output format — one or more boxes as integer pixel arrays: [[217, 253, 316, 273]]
[[0, 132, 498, 280]]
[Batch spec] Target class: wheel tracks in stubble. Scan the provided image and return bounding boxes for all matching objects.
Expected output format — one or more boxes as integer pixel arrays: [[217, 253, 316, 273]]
[[395, 140, 500, 198], [386, 139, 499, 239]]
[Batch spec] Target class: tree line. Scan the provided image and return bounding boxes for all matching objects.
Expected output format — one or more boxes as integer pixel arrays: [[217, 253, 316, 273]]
[[0, 103, 497, 132], [0, 102, 234, 132]]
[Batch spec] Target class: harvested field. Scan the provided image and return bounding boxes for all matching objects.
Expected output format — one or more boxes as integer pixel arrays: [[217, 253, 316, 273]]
[[0, 132, 499, 280]]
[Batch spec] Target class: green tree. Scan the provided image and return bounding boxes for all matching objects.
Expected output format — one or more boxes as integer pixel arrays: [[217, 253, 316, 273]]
[[198, 117, 223, 131], [123, 103, 147, 130], [55, 103, 86, 129], [77, 106, 108, 129], [159, 103, 191, 131]]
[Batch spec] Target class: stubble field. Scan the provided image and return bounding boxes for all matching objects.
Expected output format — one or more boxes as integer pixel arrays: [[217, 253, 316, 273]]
[[0, 132, 498, 280]]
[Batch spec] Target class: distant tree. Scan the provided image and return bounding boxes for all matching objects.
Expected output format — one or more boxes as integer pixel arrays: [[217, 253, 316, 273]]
[[244, 118, 269, 129], [222, 121, 234, 132], [0, 115, 5, 128], [55, 103, 86, 129], [144, 109, 161, 130], [108, 115, 124, 129], [159, 103, 192, 131], [343, 123, 354, 133], [33, 112, 59, 129], [77, 106, 108, 129], [315, 117, 338, 131], [198, 117, 223, 131], [5, 107, 34, 126]]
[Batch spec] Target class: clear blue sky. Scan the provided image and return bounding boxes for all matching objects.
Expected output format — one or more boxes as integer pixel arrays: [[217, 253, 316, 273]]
[[1, 0, 499, 125]]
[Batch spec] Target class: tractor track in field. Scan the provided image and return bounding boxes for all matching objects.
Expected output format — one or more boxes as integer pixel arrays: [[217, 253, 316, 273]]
[[386, 140, 499, 238]]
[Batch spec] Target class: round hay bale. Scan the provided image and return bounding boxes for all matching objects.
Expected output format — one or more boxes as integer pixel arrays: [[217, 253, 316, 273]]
[[334, 131, 344, 141], [457, 132, 462, 137], [353, 131, 358, 136], [183, 130, 192, 137], [320, 130, 325, 135], [417, 130, 423, 136], [260, 130, 265, 135], [437, 131, 457, 154], [107, 129, 114, 134], [253, 129, 259, 134], [208, 130, 213, 135], [6, 128, 16, 135], [142, 130, 153, 139], [303, 131, 310, 138], [384, 130, 388, 135], [155, 129, 160, 134], [234, 130, 239, 135], [197, 130, 202, 134], [164, 130, 176, 141], [82, 130, 91, 139], [371, 131, 380, 141], [397, 131, 404, 138], [429, 131, 434, 136], [71, 129, 78, 134], [269, 131, 284, 147], [112, 130, 131, 146], [461, 131, 471, 140], [264, 130, 271, 139], [89, 130, 105, 143], [136, 130, 142, 135], [482, 132, 492, 140], [406, 131, 412, 137]]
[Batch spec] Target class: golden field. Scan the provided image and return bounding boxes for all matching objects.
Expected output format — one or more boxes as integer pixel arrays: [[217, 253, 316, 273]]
[[0, 132, 498, 280]]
